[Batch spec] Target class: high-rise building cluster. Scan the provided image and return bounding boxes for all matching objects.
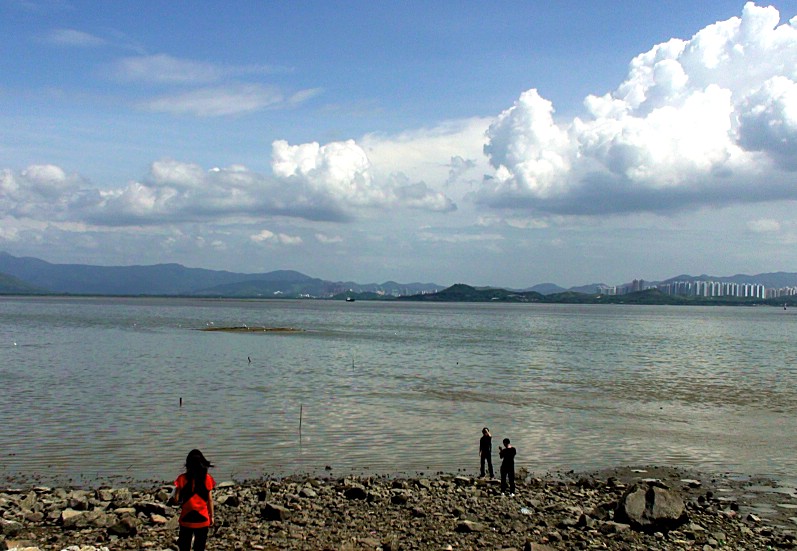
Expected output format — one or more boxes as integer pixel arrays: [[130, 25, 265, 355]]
[[657, 280, 767, 298], [596, 279, 797, 299], [596, 279, 647, 295], [767, 286, 797, 298]]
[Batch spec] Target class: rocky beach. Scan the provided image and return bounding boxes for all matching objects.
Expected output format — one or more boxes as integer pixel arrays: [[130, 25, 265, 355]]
[[2, 466, 796, 550]]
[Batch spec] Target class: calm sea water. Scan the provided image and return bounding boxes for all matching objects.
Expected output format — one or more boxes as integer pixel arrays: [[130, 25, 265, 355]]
[[1, 296, 796, 486]]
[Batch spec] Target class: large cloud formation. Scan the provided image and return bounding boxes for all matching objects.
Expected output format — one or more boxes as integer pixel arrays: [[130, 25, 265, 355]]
[[0, 139, 457, 229], [3, 2, 793, 235], [480, 2, 797, 215]]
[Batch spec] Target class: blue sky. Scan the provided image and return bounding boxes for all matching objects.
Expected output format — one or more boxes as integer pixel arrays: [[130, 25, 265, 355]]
[[1, 1, 797, 287]]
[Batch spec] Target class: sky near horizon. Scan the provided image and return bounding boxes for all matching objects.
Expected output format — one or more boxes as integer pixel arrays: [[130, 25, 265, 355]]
[[1, 1, 797, 288]]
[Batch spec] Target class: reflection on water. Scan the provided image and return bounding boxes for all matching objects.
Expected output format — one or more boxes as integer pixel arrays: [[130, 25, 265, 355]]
[[1, 297, 796, 486]]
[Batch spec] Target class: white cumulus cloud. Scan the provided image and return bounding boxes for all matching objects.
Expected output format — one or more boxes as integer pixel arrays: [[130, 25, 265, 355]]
[[250, 229, 302, 245], [0, 165, 85, 219], [479, 2, 797, 215], [0, 147, 460, 230], [272, 138, 456, 213], [81, 160, 327, 225]]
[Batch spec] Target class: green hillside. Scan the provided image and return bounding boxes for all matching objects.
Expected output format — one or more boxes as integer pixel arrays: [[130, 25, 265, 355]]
[[399, 284, 545, 302], [0, 272, 46, 294]]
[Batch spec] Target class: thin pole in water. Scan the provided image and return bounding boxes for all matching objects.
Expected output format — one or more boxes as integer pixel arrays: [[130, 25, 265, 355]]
[[299, 404, 303, 439]]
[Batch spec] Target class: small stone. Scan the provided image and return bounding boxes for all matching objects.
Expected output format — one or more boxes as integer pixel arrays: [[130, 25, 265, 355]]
[[343, 486, 367, 500], [261, 502, 291, 521], [0, 539, 39, 551], [455, 520, 486, 533], [107, 515, 138, 537], [219, 494, 241, 507], [299, 487, 317, 499], [546, 531, 562, 542], [150, 514, 168, 524], [599, 521, 631, 534], [710, 530, 726, 543], [0, 518, 23, 537], [23, 511, 44, 523], [60, 508, 87, 529], [391, 492, 409, 505], [136, 501, 168, 516]]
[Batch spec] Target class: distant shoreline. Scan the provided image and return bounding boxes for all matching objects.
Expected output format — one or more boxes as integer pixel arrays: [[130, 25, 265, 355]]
[[3, 288, 797, 307]]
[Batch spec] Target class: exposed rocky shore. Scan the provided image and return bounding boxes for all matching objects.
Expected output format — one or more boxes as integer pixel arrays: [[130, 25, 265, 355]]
[[2, 466, 796, 550]]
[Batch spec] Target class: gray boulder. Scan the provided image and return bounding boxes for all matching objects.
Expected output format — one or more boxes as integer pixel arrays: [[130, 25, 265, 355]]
[[615, 482, 687, 531]]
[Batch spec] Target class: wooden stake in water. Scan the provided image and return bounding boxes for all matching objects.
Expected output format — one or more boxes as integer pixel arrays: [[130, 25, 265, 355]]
[[299, 404, 303, 439]]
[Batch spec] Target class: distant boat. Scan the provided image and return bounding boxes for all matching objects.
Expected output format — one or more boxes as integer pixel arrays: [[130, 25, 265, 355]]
[[346, 297, 355, 302]]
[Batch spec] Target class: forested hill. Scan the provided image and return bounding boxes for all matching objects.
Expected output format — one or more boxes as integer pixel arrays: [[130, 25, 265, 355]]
[[399, 284, 797, 306]]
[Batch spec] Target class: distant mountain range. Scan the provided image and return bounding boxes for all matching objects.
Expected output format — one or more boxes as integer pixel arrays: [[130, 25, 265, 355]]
[[1, 251, 796, 299], [0, 252, 441, 298]]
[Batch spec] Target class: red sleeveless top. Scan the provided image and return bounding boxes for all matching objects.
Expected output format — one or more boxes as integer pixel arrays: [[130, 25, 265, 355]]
[[174, 473, 216, 528]]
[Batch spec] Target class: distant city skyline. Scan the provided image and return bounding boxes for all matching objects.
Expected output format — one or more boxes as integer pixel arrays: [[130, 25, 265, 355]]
[[600, 278, 797, 298], [1, 2, 797, 288]]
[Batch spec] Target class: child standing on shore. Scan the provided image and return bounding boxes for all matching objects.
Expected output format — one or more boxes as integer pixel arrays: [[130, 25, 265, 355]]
[[479, 427, 494, 478], [172, 449, 216, 551], [499, 438, 516, 496]]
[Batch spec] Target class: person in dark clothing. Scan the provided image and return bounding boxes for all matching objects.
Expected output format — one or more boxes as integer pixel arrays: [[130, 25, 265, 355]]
[[499, 438, 516, 495], [479, 427, 494, 478]]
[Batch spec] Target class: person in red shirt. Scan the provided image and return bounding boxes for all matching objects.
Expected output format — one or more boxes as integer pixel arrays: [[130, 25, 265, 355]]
[[171, 449, 216, 551]]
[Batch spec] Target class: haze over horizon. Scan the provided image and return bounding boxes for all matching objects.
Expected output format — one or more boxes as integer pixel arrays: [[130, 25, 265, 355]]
[[2, 1, 797, 288]]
